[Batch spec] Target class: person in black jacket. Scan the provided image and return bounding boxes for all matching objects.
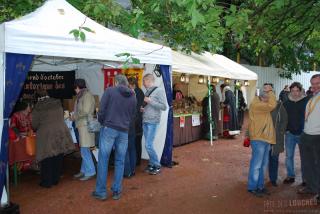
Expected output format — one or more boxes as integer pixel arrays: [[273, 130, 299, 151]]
[[124, 77, 144, 177], [283, 82, 311, 185]]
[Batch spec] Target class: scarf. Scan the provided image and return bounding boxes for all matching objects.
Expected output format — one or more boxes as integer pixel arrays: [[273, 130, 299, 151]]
[[74, 88, 88, 113], [221, 86, 231, 102]]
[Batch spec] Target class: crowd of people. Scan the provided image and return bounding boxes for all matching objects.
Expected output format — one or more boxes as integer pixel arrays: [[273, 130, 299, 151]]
[[247, 74, 320, 205], [9, 73, 167, 201]]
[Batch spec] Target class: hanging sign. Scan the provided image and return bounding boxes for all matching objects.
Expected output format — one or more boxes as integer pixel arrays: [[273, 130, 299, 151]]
[[103, 68, 143, 89], [192, 114, 200, 126], [179, 116, 185, 128], [21, 71, 75, 100]]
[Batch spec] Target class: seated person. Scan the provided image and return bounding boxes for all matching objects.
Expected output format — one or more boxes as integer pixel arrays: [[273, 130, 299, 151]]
[[10, 101, 33, 136]]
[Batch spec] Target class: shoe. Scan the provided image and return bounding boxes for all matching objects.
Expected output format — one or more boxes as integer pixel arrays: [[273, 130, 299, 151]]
[[149, 166, 161, 175], [271, 181, 278, 187], [112, 192, 121, 200], [91, 191, 107, 201], [79, 175, 95, 181], [73, 172, 84, 179], [248, 190, 263, 198], [124, 172, 135, 178], [283, 177, 295, 184], [257, 188, 271, 195], [144, 165, 153, 173], [299, 182, 306, 187], [297, 187, 316, 195], [39, 182, 52, 188]]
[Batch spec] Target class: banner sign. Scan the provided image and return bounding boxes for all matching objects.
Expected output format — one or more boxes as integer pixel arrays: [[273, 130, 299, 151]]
[[192, 114, 201, 126], [179, 116, 185, 128], [21, 71, 75, 100], [103, 68, 143, 89]]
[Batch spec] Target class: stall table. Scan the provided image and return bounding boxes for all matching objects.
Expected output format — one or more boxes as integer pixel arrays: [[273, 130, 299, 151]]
[[173, 113, 202, 146]]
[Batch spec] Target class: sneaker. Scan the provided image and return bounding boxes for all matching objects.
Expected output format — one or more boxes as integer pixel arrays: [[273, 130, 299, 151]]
[[271, 181, 278, 187], [112, 192, 121, 200], [257, 188, 271, 196], [91, 191, 107, 201], [149, 166, 161, 175], [248, 190, 264, 198], [299, 182, 306, 187], [144, 165, 153, 173], [73, 172, 84, 179], [283, 177, 295, 184], [79, 175, 95, 181]]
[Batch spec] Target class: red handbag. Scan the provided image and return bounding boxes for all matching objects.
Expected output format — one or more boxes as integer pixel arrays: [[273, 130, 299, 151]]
[[243, 137, 251, 147]]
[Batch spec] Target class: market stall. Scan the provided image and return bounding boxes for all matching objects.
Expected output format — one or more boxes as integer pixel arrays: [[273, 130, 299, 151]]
[[0, 0, 173, 205], [172, 51, 258, 146]]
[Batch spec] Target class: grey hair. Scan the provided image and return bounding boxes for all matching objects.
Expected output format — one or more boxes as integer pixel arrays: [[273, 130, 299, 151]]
[[259, 91, 269, 98], [143, 73, 155, 82], [115, 74, 129, 86]]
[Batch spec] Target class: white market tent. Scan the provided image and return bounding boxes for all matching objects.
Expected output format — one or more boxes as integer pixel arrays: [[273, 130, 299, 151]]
[[173, 51, 258, 81], [0, 0, 171, 65], [0, 0, 172, 205]]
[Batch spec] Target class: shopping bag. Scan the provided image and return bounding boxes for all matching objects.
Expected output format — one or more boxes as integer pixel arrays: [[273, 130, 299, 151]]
[[243, 137, 250, 147], [87, 119, 101, 133], [25, 135, 36, 156]]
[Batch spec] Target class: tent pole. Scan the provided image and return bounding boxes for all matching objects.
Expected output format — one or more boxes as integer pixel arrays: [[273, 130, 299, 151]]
[[207, 76, 213, 146]]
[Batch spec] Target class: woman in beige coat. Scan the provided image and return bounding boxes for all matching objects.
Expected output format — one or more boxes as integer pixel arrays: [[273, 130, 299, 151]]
[[73, 79, 96, 181]]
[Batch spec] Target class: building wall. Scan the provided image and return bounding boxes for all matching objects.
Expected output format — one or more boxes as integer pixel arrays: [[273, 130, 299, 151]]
[[243, 65, 320, 98]]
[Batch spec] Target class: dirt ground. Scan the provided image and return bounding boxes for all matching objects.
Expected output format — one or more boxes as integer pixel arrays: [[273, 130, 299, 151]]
[[9, 128, 320, 214]]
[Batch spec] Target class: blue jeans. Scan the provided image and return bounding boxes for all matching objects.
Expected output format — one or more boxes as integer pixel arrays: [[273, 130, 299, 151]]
[[124, 133, 136, 176], [143, 123, 160, 167], [248, 140, 270, 191], [268, 149, 279, 183], [285, 132, 304, 178], [80, 147, 96, 177], [95, 127, 128, 197]]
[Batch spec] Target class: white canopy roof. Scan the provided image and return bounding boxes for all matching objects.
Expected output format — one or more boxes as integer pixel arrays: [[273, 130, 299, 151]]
[[0, 0, 172, 65], [172, 51, 233, 78], [173, 51, 258, 80]]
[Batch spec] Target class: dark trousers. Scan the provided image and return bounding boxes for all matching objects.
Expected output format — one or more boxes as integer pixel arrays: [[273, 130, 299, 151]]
[[135, 134, 142, 165], [124, 133, 137, 176], [40, 154, 63, 187], [268, 150, 279, 183], [300, 133, 320, 194]]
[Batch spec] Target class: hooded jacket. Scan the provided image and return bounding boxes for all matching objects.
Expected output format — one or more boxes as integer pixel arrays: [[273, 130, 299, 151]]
[[283, 93, 310, 135], [248, 92, 277, 144], [98, 85, 137, 132]]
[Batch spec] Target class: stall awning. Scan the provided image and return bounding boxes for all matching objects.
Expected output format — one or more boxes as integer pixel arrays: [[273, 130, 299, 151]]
[[172, 51, 258, 81], [0, 0, 172, 65], [172, 51, 232, 78]]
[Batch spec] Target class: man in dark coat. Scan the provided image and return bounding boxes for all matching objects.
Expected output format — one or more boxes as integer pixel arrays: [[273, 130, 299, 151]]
[[269, 101, 288, 186], [220, 84, 240, 137], [202, 85, 220, 140], [237, 89, 247, 129]]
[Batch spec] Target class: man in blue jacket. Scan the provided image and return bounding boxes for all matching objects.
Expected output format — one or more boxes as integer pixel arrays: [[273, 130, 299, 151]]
[[92, 74, 136, 201]]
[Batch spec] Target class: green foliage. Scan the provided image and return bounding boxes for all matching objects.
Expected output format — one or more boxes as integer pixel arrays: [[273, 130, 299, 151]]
[[1, 0, 319, 78]]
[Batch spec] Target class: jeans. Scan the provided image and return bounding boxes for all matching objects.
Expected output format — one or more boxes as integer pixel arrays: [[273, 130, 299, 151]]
[[248, 140, 270, 191], [80, 147, 96, 177], [124, 133, 136, 176], [268, 149, 279, 183], [95, 127, 128, 197], [285, 132, 304, 179], [143, 123, 160, 167]]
